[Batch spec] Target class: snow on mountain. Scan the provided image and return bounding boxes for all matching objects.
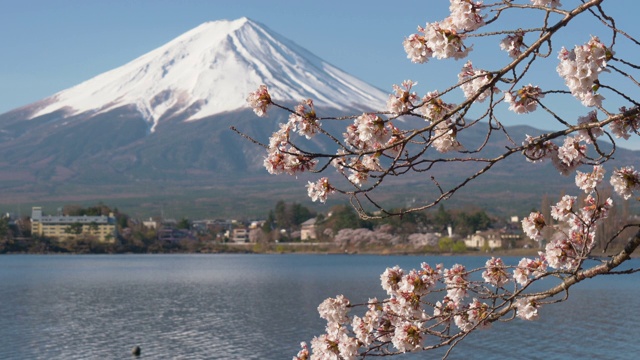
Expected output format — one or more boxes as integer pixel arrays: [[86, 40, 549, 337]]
[[30, 17, 388, 131]]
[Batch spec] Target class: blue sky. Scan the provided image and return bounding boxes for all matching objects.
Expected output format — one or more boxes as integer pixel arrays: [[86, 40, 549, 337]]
[[1, 0, 639, 148]]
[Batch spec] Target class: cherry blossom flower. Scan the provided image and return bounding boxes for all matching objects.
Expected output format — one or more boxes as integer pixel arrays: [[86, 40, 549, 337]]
[[610, 166, 640, 200], [576, 110, 603, 143], [263, 146, 316, 176], [425, 19, 472, 60], [420, 91, 455, 122], [443, 264, 469, 302], [345, 113, 390, 151], [310, 326, 358, 360], [459, 61, 497, 102], [609, 107, 640, 140], [579, 195, 613, 227], [522, 212, 546, 241], [264, 122, 317, 176], [500, 31, 525, 58], [515, 298, 540, 320], [455, 299, 490, 332], [246, 84, 271, 117], [387, 80, 420, 114], [406, 19, 471, 63], [551, 195, 576, 222], [432, 119, 464, 153], [545, 235, 579, 270], [289, 99, 320, 139], [513, 256, 547, 286], [403, 28, 432, 64], [337, 157, 375, 187], [398, 266, 438, 296], [466, 299, 491, 329], [293, 342, 309, 360], [575, 165, 604, 194], [522, 135, 558, 163], [385, 123, 406, 155], [391, 321, 424, 353], [555, 136, 585, 174], [351, 302, 379, 346], [381, 266, 404, 296], [448, 0, 485, 31], [504, 84, 543, 114], [307, 177, 335, 203], [433, 297, 457, 322], [481, 257, 509, 287], [531, 0, 561, 8], [318, 295, 350, 325], [556, 36, 612, 107]]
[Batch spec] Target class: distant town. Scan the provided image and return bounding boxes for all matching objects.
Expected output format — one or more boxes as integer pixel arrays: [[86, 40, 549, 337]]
[[0, 200, 636, 255]]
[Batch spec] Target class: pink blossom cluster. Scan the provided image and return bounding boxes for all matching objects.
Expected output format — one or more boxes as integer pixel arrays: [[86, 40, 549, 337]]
[[306, 177, 335, 203], [458, 61, 497, 103], [575, 165, 604, 194], [500, 31, 525, 58], [521, 135, 557, 163], [515, 298, 540, 320], [521, 122, 601, 176], [609, 107, 640, 140], [513, 256, 547, 286], [521, 212, 546, 242], [343, 113, 392, 152], [432, 119, 464, 153], [246, 86, 319, 177], [302, 240, 631, 358], [522, 165, 614, 270], [448, 0, 486, 31], [246, 84, 271, 117], [443, 263, 469, 302], [531, 0, 561, 8], [556, 136, 586, 174], [289, 99, 321, 139], [263, 122, 316, 176], [481, 257, 509, 287], [576, 110, 604, 143], [504, 84, 544, 114], [420, 91, 455, 122], [455, 298, 491, 332], [403, 0, 484, 63], [387, 80, 420, 114], [610, 166, 640, 200], [292, 342, 309, 360], [334, 113, 407, 187], [311, 295, 359, 359], [556, 36, 612, 107]]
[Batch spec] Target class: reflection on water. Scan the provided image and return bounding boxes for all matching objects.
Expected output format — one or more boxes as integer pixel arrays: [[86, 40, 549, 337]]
[[1, 254, 638, 359]]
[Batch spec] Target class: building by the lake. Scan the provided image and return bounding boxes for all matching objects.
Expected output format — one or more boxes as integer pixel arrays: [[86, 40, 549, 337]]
[[31, 207, 117, 242]]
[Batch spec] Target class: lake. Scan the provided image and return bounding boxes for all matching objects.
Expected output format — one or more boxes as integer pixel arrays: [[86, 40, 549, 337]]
[[0, 254, 638, 359]]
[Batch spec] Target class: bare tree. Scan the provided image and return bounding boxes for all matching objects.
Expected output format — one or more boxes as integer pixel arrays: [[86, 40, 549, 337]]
[[241, 0, 640, 358]]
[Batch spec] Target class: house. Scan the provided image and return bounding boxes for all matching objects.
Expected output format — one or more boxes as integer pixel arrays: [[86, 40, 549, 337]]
[[30, 207, 117, 242], [231, 227, 249, 243], [143, 218, 158, 229], [464, 230, 503, 250], [300, 218, 317, 241]]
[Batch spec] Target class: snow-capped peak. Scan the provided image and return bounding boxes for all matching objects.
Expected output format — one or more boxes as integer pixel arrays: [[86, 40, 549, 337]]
[[30, 18, 387, 130]]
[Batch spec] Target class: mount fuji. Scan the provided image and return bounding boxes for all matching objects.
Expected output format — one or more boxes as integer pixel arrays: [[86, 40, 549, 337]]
[[26, 17, 387, 131], [0, 18, 392, 216]]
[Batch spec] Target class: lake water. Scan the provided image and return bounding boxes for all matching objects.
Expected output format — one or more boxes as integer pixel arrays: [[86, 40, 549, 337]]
[[1, 254, 639, 359]]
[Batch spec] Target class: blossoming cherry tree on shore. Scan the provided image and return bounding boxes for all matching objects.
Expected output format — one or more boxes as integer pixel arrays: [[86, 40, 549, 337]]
[[244, 0, 640, 358]]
